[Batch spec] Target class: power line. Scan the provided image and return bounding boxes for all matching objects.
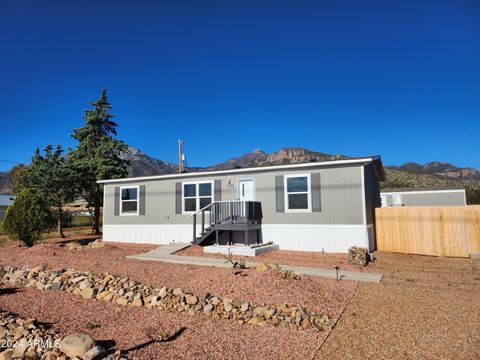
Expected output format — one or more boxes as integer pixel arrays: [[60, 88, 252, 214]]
[[0, 159, 22, 165]]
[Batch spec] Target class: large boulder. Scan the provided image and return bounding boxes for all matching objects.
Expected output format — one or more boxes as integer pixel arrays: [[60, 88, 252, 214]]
[[59, 333, 95, 358]]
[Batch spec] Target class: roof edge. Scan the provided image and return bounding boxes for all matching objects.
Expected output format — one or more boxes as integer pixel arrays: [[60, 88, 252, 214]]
[[98, 156, 384, 184]]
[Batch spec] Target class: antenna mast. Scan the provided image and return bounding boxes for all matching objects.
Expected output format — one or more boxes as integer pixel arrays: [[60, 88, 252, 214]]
[[178, 139, 185, 173]]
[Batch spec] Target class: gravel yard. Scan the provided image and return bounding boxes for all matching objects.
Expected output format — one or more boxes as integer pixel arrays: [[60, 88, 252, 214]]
[[0, 241, 356, 316], [2, 231, 478, 359], [176, 244, 364, 272], [316, 252, 480, 359], [0, 286, 328, 359], [0, 235, 357, 359]]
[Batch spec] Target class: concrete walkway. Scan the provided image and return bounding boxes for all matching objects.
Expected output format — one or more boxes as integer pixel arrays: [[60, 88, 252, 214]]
[[127, 243, 383, 283]]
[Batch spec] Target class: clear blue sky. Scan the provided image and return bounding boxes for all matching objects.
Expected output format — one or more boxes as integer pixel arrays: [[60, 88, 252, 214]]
[[1, 0, 479, 172]]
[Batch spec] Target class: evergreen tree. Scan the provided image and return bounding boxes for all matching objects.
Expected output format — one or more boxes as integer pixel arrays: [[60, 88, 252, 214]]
[[23, 145, 76, 238], [10, 164, 29, 194], [70, 88, 128, 235], [1, 188, 53, 247]]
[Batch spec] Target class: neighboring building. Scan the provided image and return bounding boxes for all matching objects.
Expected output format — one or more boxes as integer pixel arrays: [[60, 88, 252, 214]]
[[98, 156, 385, 253], [380, 188, 466, 207], [0, 195, 15, 222]]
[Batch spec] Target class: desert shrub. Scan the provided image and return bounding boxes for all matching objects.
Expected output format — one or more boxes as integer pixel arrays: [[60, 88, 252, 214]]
[[0, 188, 53, 247]]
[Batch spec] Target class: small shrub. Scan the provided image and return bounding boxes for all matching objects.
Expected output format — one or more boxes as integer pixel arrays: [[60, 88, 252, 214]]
[[0, 188, 53, 247], [281, 270, 300, 280], [220, 249, 247, 269], [85, 322, 101, 329]]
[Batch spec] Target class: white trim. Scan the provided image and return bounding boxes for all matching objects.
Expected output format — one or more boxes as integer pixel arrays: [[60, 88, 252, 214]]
[[284, 173, 311, 213], [380, 189, 465, 195], [236, 177, 256, 201], [102, 223, 372, 252], [119, 185, 139, 216], [103, 224, 193, 244], [97, 156, 381, 184], [262, 224, 371, 252], [102, 187, 106, 226], [181, 180, 214, 215]]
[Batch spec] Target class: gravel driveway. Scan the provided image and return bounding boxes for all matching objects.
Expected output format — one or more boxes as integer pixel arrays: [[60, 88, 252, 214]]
[[316, 252, 480, 360]]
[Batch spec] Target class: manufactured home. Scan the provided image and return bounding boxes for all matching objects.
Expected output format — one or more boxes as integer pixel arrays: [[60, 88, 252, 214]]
[[380, 188, 466, 207], [98, 156, 384, 253]]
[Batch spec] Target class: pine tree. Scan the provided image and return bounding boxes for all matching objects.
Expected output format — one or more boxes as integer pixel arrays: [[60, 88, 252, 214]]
[[22, 145, 76, 238], [70, 88, 128, 235]]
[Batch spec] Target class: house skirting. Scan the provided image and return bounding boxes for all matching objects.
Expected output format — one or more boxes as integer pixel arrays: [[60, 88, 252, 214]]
[[103, 223, 374, 253], [261, 224, 373, 253]]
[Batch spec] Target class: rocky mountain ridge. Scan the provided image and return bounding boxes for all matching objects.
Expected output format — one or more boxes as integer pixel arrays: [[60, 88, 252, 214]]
[[392, 161, 480, 180], [2, 147, 479, 203]]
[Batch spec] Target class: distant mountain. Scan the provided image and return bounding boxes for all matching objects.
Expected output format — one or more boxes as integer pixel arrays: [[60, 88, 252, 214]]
[[262, 148, 348, 166], [392, 161, 480, 181], [0, 172, 13, 194], [120, 147, 179, 177], [211, 149, 269, 170], [2, 146, 479, 204], [382, 167, 461, 189]]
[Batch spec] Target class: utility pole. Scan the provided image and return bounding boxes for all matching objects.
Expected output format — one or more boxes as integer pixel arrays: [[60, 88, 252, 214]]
[[178, 139, 184, 173]]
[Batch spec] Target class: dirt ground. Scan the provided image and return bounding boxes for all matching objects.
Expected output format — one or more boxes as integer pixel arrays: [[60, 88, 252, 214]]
[[316, 252, 480, 360]]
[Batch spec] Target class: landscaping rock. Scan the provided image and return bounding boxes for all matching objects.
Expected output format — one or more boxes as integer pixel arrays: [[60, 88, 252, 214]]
[[348, 246, 369, 267], [0, 309, 114, 360], [59, 333, 95, 358], [81, 287, 95, 299], [185, 294, 198, 305], [66, 238, 104, 251], [83, 345, 106, 360], [131, 296, 144, 307], [0, 265, 336, 333]]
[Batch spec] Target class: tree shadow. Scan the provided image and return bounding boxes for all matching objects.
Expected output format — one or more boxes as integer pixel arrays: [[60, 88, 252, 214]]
[[0, 287, 22, 296], [122, 327, 186, 353], [96, 339, 117, 353]]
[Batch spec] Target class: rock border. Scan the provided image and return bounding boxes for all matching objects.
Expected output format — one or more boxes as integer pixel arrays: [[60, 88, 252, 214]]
[[0, 265, 335, 332]]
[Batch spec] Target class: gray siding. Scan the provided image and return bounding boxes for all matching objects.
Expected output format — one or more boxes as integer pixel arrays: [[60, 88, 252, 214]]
[[382, 191, 466, 207], [103, 164, 365, 225]]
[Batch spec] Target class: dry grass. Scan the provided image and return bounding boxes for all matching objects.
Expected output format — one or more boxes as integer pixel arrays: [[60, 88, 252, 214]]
[[0, 226, 96, 246], [316, 252, 480, 359]]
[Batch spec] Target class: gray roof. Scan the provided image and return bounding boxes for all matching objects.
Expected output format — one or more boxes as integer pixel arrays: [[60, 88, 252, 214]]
[[0, 195, 15, 207]]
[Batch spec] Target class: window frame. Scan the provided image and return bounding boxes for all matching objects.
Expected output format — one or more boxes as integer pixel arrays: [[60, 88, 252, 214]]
[[182, 180, 214, 214], [120, 185, 140, 216], [284, 173, 312, 213]]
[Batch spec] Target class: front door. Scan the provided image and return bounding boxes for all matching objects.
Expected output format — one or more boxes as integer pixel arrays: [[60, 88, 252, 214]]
[[237, 179, 255, 201]]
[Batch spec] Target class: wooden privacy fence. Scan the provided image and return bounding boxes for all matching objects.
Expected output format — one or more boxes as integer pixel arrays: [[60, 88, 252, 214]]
[[375, 206, 480, 257]]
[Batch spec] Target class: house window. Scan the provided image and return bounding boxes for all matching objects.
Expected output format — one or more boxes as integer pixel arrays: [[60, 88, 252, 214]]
[[183, 181, 213, 213], [285, 174, 311, 212], [121, 187, 139, 215]]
